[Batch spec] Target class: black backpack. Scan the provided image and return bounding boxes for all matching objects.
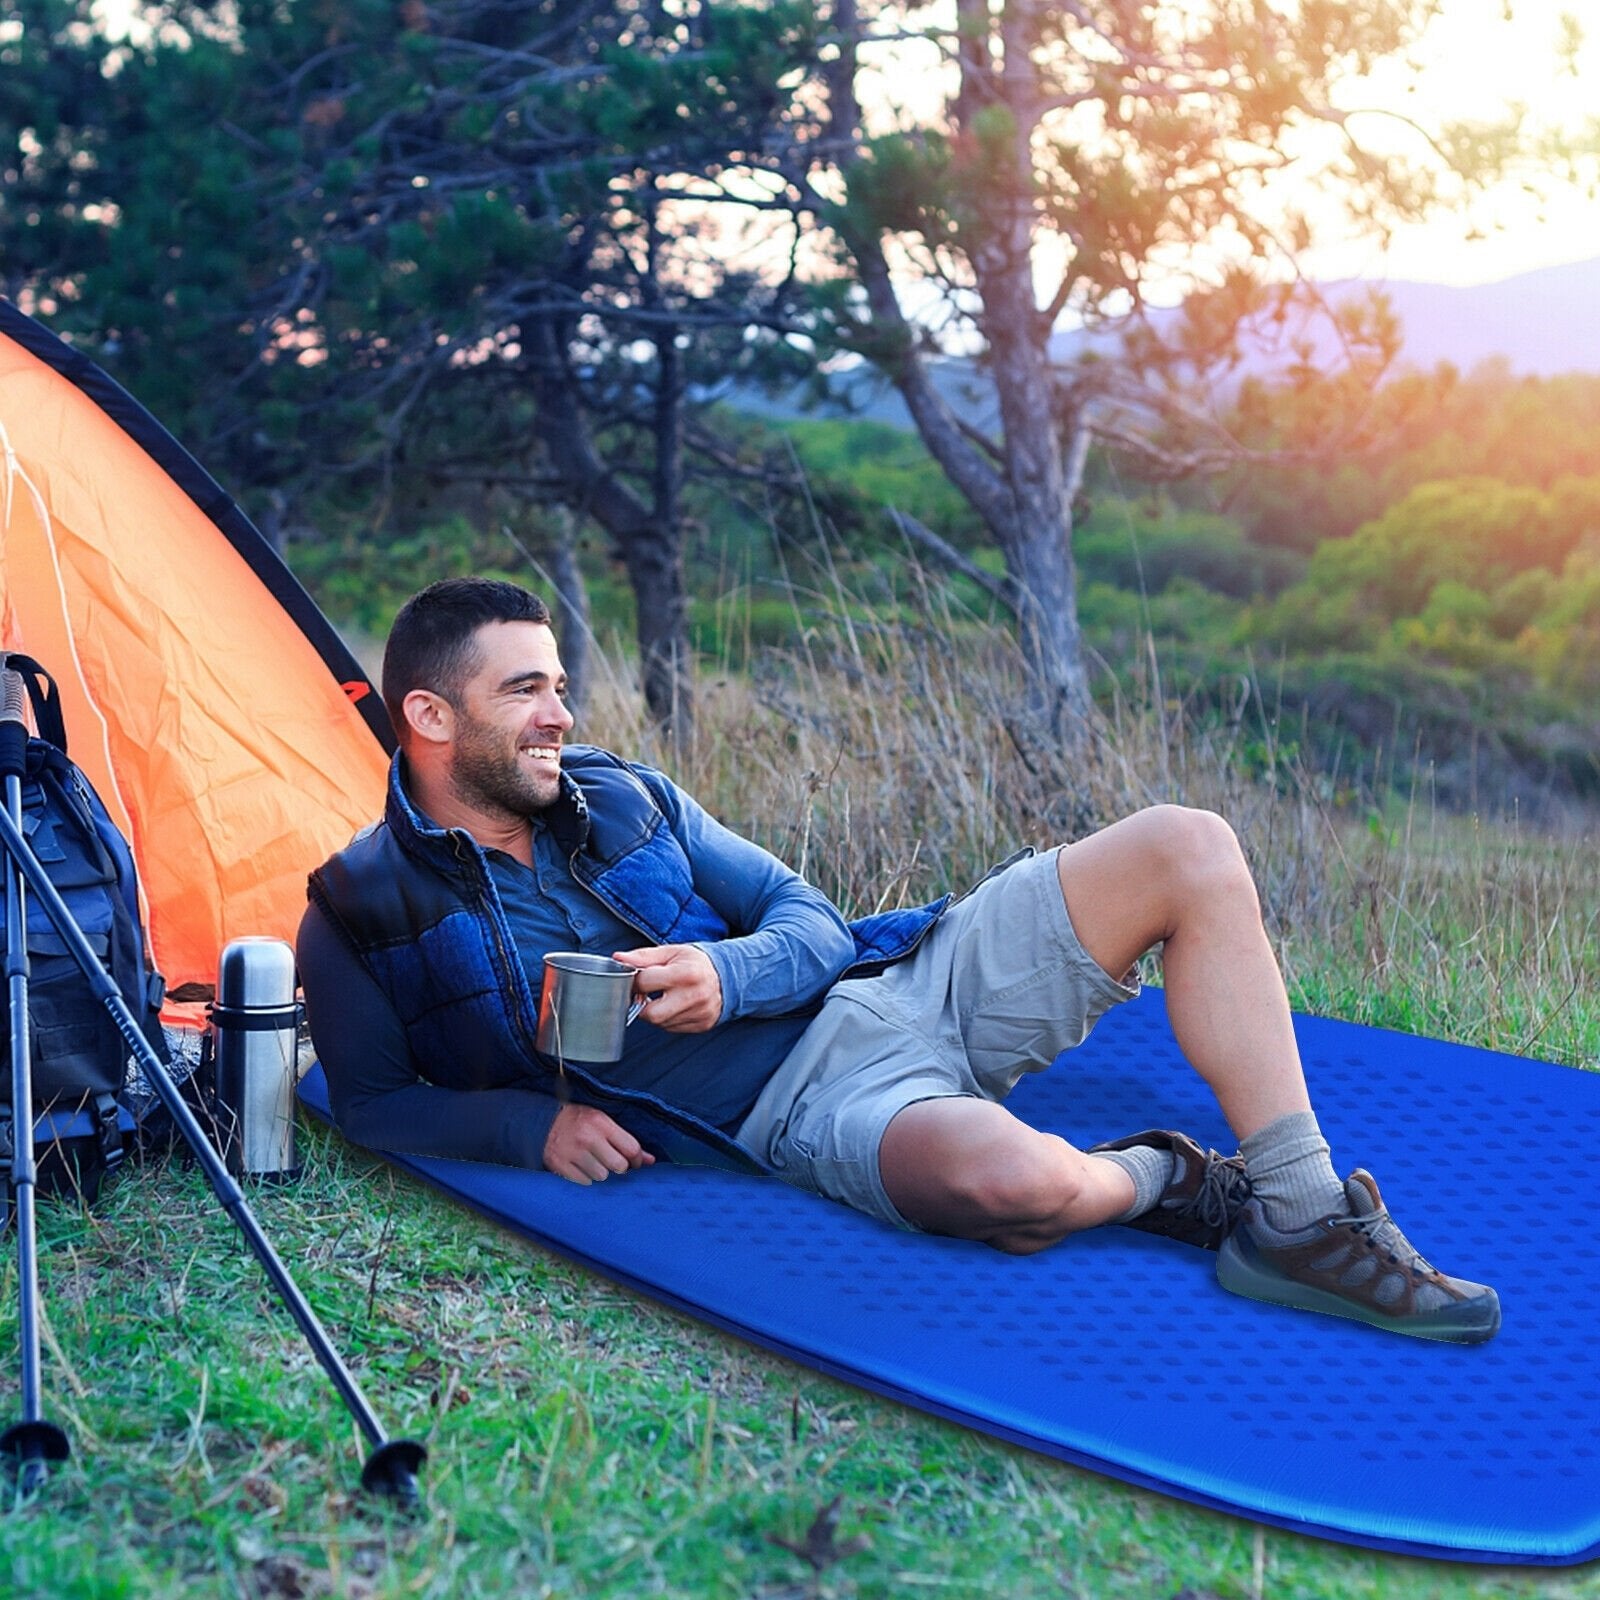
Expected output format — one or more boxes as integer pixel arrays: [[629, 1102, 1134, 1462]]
[[0, 655, 170, 1206]]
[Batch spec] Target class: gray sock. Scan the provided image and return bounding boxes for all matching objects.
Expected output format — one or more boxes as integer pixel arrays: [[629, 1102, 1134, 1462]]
[[1238, 1110, 1347, 1233], [1092, 1145, 1176, 1223]]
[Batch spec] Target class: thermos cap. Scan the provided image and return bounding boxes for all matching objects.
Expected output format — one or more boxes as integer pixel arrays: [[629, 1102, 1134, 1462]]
[[217, 936, 297, 1011]]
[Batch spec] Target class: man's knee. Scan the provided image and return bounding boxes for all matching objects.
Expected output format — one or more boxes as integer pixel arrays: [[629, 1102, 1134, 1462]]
[[881, 1103, 1083, 1239], [942, 1133, 1083, 1235], [1141, 804, 1257, 913]]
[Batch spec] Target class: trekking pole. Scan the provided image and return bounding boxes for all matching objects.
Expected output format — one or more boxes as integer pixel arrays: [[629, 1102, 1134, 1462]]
[[0, 720, 425, 1506], [0, 671, 72, 1497]]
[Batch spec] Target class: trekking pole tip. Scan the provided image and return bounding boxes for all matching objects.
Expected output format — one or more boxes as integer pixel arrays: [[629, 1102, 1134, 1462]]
[[360, 1437, 427, 1510], [1, 1418, 71, 1503]]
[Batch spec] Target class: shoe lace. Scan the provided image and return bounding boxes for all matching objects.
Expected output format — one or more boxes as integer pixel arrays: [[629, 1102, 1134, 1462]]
[[1185, 1155, 1253, 1231], [1337, 1207, 1435, 1278]]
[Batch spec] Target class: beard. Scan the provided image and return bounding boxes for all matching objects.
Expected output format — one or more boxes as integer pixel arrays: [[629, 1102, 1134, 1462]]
[[447, 716, 562, 821]]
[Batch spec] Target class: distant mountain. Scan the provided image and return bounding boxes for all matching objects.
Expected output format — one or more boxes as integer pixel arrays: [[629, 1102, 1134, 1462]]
[[1344, 256, 1600, 377], [1048, 255, 1600, 381], [729, 256, 1600, 432]]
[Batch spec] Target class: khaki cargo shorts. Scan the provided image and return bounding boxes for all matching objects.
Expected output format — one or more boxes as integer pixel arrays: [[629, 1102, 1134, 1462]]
[[736, 846, 1140, 1229]]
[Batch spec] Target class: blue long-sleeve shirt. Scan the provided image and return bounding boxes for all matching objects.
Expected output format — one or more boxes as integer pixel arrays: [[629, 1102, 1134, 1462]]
[[299, 769, 855, 1169]]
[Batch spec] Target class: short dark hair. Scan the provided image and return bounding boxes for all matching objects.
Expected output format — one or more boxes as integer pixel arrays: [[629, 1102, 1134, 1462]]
[[382, 578, 552, 739]]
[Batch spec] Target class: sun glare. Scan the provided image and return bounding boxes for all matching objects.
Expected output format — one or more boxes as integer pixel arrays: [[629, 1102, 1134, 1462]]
[[1307, 0, 1600, 284]]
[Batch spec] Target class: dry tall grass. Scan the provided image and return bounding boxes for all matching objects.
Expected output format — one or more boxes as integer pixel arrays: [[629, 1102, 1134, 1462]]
[[575, 568, 1598, 1073]]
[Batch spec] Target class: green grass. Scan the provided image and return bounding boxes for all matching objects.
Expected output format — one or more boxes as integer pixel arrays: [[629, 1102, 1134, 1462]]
[[1273, 810, 1598, 1070], [4, 591, 1598, 1597]]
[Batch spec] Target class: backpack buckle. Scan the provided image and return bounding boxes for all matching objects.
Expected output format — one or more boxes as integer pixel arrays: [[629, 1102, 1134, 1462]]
[[92, 1092, 124, 1174]]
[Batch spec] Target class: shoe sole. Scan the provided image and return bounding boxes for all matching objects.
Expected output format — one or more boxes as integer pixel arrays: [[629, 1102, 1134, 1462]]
[[1123, 1214, 1226, 1251], [1216, 1229, 1502, 1345]]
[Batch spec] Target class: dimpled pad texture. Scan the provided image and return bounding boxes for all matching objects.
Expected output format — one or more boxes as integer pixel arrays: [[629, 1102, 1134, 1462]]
[[299, 990, 1600, 1564]]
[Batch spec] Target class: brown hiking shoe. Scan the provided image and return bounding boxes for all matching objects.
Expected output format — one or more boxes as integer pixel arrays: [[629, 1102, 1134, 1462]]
[[1217, 1170, 1501, 1344], [1090, 1129, 1252, 1251]]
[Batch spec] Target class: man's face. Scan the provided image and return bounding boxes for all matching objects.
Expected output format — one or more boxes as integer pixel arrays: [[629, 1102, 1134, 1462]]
[[446, 620, 574, 819]]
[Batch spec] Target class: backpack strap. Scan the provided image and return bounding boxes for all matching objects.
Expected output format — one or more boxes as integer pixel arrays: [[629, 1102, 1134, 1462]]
[[1, 653, 68, 753]]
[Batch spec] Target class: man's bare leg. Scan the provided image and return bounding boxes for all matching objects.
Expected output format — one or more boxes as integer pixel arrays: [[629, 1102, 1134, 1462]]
[[1052, 805, 1312, 1139], [878, 1098, 1137, 1255], [880, 805, 1312, 1248], [878, 805, 1501, 1340]]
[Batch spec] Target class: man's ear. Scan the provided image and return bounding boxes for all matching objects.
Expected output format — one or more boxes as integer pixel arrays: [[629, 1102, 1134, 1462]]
[[402, 688, 455, 747]]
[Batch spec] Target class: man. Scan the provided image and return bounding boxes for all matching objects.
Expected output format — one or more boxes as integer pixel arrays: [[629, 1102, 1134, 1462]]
[[299, 578, 1500, 1345]]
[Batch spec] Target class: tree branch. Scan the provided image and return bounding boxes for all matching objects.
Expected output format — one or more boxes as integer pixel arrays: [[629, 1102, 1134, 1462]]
[[888, 508, 1022, 616]]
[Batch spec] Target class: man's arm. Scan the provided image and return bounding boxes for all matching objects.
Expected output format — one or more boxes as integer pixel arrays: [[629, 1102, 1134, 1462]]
[[616, 769, 857, 1025], [299, 903, 649, 1180]]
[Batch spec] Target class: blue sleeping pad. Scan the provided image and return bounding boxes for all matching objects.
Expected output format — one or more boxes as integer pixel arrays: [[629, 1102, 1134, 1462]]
[[298, 988, 1600, 1564]]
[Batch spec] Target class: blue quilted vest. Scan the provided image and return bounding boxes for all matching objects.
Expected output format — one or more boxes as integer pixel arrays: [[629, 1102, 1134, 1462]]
[[308, 747, 948, 1169]]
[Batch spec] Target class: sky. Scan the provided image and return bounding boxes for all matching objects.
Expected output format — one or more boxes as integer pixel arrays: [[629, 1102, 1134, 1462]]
[[1300, 0, 1600, 286], [853, 0, 1599, 292]]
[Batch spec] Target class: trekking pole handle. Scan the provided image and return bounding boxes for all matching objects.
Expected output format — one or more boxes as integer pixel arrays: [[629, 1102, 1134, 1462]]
[[0, 668, 27, 784]]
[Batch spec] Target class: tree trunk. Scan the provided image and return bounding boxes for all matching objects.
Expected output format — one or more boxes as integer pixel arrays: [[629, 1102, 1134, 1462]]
[[824, 0, 1093, 739], [962, 0, 1092, 734], [980, 272, 1092, 730], [1002, 508, 1091, 732], [620, 512, 692, 738], [544, 514, 592, 714], [527, 317, 693, 737], [640, 213, 693, 743]]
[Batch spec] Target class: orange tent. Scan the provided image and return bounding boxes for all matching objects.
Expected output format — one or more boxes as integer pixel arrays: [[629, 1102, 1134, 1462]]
[[0, 301, 393, 1001]]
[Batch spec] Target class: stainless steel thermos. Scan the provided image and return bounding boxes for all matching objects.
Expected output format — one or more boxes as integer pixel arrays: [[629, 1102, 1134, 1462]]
[[211, 936, 301, 1181]]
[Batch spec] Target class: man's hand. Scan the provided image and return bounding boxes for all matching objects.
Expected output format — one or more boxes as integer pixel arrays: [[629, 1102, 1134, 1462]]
[[543, 1104, 656, 1185], [611, 943, 724, 1033]]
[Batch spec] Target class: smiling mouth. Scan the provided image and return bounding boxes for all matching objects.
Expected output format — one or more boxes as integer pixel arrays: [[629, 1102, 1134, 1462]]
[[519, 744, 561, 763]]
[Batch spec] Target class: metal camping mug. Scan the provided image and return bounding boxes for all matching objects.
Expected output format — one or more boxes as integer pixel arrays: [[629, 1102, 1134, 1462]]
[[535, 953, 646, 1063]]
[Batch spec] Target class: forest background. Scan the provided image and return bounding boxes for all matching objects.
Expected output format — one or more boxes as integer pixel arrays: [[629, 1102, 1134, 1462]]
[[4, 0, 1599, 831]]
